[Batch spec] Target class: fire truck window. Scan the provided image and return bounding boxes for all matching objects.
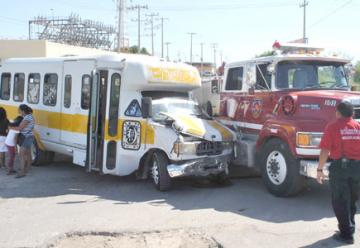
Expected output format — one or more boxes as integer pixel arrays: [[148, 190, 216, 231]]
[[81, 75, 91, 110], [225, 67, 243, 90], [0, 73, 11, 100], [256, 64, 271, 90], [13, 73, 25, 102], [43, 74, 58, 106], [27, 73, 40, 104]]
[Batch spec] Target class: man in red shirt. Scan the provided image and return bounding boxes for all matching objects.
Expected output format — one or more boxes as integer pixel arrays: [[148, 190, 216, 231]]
[[317, 102, 360, 244]]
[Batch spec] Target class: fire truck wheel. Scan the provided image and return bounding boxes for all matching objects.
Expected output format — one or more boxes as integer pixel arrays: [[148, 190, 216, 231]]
[[206, 102, 213, 117], [151, 151, 172, 191], [260, 139, 305, 197], [31, 140, 55, 166]]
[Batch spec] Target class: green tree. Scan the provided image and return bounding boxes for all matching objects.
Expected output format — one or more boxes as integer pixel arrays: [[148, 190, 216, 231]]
[[354, 61, 360, 83], [255, 50, 276, 58]]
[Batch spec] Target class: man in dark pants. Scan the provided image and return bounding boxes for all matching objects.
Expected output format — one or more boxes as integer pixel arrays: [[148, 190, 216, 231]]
[[317, 102, 360, 245]]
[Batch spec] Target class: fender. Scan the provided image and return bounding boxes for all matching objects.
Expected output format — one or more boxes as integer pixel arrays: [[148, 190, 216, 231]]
[[257, 119, 297, 156]]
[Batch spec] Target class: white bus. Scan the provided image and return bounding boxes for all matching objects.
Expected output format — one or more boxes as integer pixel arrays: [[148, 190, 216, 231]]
[[0, 54, 235, 190]]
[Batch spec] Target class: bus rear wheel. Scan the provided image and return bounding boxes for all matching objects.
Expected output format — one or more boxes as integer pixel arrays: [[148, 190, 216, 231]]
[[259, 138, 305, 197], [31, 140, 54, 166], [151, 151, 171, 191]]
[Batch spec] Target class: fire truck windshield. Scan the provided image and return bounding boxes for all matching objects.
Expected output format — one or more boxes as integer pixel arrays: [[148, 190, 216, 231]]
[[275, 60, 349, 90]]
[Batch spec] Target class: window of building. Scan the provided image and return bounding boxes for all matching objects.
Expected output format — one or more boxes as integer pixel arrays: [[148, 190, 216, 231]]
[[0, 73, 11, 100], [81, 75, 91, 110], [225, 67, 243, 91], [43, 74, 58, 106], [13, 73, 25, 102], [109, 73, 121, 136], [64, 75, 72, 108], [27, 73, 40, 104]]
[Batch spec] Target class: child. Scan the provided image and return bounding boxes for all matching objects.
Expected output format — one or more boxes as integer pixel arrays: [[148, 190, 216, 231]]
[[5, 116, 23, 175], [0, 107, 9, 169]]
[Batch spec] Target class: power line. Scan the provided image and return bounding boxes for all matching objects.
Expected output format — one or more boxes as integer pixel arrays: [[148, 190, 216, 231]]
[[309, 0, 353, 28], [128, 4, 148, 53]]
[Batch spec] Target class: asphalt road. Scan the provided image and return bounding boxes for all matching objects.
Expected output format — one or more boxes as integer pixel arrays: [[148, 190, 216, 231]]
[[0, 157, 359, 248]]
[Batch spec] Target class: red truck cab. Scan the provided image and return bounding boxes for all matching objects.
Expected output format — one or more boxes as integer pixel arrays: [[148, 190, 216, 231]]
[[219, 42, 359, 196]]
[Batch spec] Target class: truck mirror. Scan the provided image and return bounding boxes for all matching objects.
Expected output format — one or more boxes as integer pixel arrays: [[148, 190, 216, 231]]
[[351, 85, 357, 91], [141, 97, 152, 118]]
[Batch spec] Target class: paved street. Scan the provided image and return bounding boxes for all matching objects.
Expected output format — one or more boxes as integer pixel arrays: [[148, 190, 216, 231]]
[[0, 157, 359, 248]]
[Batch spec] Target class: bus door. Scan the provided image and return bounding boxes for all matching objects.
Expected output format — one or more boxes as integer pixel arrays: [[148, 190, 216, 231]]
[[86, 70, 108, 172]]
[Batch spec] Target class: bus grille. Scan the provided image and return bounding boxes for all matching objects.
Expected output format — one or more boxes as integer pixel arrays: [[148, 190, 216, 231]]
[[196, 141, 222, 156]]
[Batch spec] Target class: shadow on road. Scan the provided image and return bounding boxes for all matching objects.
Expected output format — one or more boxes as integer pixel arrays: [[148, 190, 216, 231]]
[[0, 158, 336, 224], [300, 235, 347, 248]]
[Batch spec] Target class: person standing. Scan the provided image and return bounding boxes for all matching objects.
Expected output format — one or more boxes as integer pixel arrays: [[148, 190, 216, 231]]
[[0, 107, 9, 169], [5, 116, 23, 175], [11, 104, 35, 178], [317, 102, 360, 245]]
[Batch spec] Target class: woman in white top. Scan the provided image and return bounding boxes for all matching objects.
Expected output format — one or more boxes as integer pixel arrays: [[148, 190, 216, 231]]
[[0, 107, 9, 169], [5, 116, 23, 175]]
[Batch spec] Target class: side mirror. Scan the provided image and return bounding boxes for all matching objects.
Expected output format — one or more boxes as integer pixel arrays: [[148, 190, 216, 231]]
[[141, 97, 152, 118], [351, 85, 357, 92]]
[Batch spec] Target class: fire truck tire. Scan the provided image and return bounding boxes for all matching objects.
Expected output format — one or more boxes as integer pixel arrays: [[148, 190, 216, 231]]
[[151, 151, 172, 191], [31, 140, 55, 166], [260, 139, 305, 197], [206, 102, 213, 117]]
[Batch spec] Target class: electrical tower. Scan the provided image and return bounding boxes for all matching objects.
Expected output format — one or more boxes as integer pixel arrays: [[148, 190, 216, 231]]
[[145, 13, 159, 56], [128, 4, 148, 53], [300, 0, 309, 43], [28, 14, 116, 50]]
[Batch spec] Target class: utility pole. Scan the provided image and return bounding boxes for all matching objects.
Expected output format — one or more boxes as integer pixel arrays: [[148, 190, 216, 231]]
[[200, 42, 204, 76], [165, 42, 171, 61], [187, 32, 196, 64], [160, 17, 169, 58], [128, 4, 148, 53], [211, 43, 218, 73], [116, 0, 127, 52], [300, 0, 308, 43], [146, 13, 159, 56]]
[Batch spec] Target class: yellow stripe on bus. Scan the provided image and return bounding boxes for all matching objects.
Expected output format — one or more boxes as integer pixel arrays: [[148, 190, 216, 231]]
[[1, 104, 155, 144]]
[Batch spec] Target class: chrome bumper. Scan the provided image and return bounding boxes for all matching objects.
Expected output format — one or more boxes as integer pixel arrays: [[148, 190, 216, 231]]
[[167, 155, 230, 178], [300, 160, 330, 179]]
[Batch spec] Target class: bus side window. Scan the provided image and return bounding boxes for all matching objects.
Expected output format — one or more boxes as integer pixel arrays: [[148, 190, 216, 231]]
[[64, 75, 72, 108], [0, 73, 11, 100], [81, 75, 91, 110], [13, 73, 25, 102], [27, 73, 41, 104], [108, 73, 121, 136], [43, 73, 58, 106]]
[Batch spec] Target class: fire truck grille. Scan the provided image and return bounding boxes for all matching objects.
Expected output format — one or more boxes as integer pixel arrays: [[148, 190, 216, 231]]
[[196, 141, 223, 156]]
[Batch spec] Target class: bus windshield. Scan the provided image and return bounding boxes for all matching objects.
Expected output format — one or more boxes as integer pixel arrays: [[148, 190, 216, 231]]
[[275, 61, 349, 90], [152, 98, 210, 121]]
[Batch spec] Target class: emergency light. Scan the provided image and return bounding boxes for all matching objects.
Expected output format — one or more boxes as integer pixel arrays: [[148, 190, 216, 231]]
[[272, 41, 324, 55]]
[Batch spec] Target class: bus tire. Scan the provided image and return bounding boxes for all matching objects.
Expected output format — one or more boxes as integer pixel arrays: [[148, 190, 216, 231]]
[[151, 151, 171, 191], [206, 102, 213, 117], [31, 140, 54, 166], [259, 138, 305, 197]]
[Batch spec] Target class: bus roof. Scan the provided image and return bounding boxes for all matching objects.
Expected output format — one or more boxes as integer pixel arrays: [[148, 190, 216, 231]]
[[1, 54, 201, 92]]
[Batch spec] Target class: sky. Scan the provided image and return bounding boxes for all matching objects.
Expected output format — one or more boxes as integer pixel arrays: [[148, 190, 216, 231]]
[[0, 0, 359, 65]]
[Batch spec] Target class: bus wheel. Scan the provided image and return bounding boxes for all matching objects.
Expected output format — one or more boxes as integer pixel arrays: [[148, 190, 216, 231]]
[[31, 140, 54, 166], [259, 139, 305, 197], [151, 152, 171, 191], [206, 102, 213, 117]]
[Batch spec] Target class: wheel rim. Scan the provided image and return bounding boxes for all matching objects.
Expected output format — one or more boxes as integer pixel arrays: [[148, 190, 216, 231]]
[[266, 151, 287, 185], [151, 156, 159, 185]]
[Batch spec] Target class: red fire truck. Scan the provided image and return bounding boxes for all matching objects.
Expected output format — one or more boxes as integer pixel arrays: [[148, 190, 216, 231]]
[[219, 42, 360, 197]]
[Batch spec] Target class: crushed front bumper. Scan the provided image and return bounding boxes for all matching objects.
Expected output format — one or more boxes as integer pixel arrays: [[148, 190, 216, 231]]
[[300, 160, 330, 179], [167, 155, 230, 178]]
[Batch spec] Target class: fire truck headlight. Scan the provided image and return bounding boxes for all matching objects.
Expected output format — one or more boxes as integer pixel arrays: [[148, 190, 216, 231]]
[[296, 132, 323, 148]]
